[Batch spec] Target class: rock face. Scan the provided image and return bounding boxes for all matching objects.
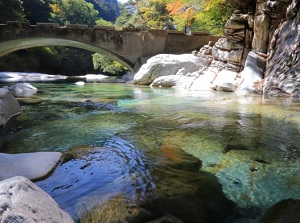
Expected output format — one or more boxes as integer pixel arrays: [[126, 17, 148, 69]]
[[0, 176, 74, 223], [0, 152, 62, 181], [10, 82, 38, 98], [0, 87, 22, 127], [133, 54, 240, 91], [260, 199, 300, 223], [263, 0, 300, 96], [133, 0, 299, 97]]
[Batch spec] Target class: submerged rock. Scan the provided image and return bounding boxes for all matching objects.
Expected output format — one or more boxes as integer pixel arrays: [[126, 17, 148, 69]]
[[0, 87, 22, 127], [80, 145, 234, 223], [0, 152, 62, 180], [80, 195, 153, 223], [10, 82, 38, 98], [140, 167, 234, 223], [0, 176, 74, 223]]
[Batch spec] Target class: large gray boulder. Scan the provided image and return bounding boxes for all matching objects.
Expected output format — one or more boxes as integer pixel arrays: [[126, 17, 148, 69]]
[[0, 87, 22, 127], [0, 152, 62, 181], [10, 82, 38, 98], [133, 54, 210, 85], [0, 176, 74, 223]]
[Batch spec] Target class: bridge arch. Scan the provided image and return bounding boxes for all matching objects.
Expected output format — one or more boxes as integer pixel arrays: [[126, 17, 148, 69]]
[[0, 37, 135, 71]]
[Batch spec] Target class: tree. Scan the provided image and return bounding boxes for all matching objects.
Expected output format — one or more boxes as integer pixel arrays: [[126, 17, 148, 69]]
[[116, 0, 174, 30], [92, 53, 128, 75], [0, 0, 25, 23], [194, 0, 234, 35], [22, 0, 52, 24], [138, 0, 173, 30], [115, 2, 141, 29], [50, 0, 98, 27], [95, 18, 113, 26], [166, 0, 234, 34], [86, 0, 120, 22]]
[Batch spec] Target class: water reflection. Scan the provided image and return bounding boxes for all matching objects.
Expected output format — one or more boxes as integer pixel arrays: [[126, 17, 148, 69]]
[[36, 137, 153, 221]]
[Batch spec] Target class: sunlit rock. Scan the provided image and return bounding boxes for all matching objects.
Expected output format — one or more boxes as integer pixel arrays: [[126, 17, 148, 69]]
[[133, 54, 210, 85], [189, 69, 217, 91], [0, 152, 62, 180], [237, 51, 265, 93], [212, 47, 244, 64], [10, 82, 38, 98], [75, 81, 85, 86], [85, 74, 108, 80], [214, 38, 244, 51], [151, 75, 182, 88], [211, 69, 240, 92], [252, 13, 270, 53], [286, 0, 299, 19], [0, 87, 21, 127], [0, 176, 74, 223]]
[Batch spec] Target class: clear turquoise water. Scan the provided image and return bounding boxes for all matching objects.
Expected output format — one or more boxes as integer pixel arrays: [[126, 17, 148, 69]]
[[1, 82, 300, 222]]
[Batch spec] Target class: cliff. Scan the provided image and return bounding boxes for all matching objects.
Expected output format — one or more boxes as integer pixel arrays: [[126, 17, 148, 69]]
[[133, 0, 300, 97], [212, 0, 300, 96]]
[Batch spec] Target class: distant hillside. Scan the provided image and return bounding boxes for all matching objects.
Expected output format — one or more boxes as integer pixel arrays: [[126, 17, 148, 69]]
[[86, 0, 120, 22]]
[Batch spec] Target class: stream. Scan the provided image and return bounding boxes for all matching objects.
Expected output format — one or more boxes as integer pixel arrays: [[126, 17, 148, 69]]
[[1, 80, 300, 222]]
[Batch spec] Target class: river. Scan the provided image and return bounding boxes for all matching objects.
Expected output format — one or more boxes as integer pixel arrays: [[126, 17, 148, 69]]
[[1, 81, 300, 222]]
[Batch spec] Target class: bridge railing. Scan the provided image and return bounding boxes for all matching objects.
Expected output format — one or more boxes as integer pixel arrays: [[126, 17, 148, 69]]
[[0, 21, 212, 36]]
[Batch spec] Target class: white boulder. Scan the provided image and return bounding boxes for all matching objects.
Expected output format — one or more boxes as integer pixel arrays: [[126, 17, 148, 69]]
[[0, 152, 62, 181], [133, 54, 210, 85], [0, 176, 74, 223], [211, 69, 240, 92], [10, 83, 38, 98]]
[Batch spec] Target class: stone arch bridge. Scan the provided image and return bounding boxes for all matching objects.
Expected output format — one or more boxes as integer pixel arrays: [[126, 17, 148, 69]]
[[0, 22, 217, 71]]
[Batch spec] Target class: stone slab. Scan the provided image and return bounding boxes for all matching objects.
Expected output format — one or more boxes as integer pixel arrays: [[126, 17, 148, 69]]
[[0, 152, 62, 180]]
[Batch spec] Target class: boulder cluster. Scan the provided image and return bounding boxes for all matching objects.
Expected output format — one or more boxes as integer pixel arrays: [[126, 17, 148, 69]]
[[134, 0, 300, 97]]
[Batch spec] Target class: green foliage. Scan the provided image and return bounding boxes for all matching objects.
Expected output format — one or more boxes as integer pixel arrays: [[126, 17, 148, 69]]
[[0, 0, 25, 23], [139, 0, 171, 30], [116, 0, 174, 30], [115, 0, 233, 35], [0, 47, 95, 75], [50, 0, 98, 27], [22, 0, 52, 24], [92, 53, 128, 75], [96, 18, 113, 26], [86, 0, 120, 22], [115, 3, 141, 29], [193, 0, 234, 35]]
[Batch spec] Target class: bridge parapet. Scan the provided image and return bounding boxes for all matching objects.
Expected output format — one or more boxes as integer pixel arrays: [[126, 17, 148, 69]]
[[0, 22, 215, 71]]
